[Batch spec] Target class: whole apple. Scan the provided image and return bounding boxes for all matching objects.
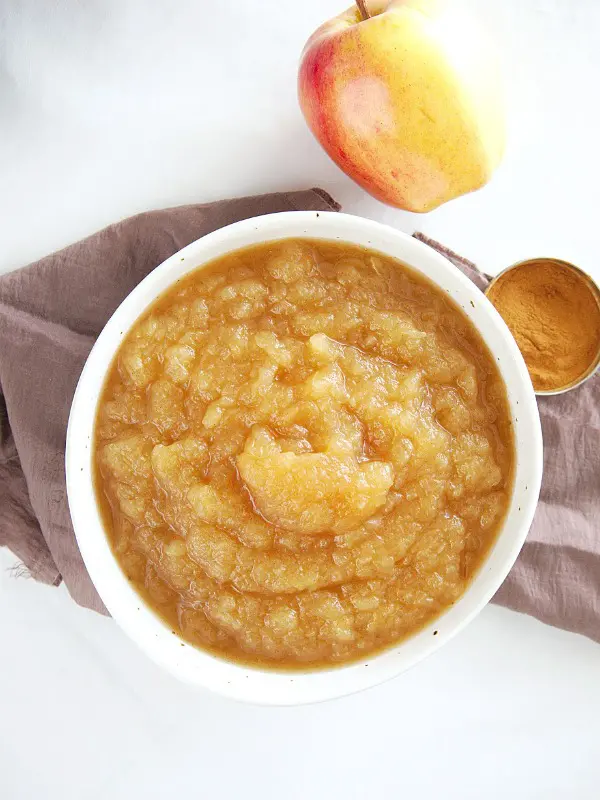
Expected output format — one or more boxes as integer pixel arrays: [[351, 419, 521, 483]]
[[298, 0, 505, 212]]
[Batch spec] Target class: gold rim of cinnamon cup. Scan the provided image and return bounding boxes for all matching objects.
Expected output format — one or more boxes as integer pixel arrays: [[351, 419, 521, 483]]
[[484, 258, 600, 396]]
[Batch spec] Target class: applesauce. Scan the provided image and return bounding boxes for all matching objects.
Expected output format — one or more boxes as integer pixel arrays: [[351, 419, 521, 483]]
[[94, 239, 514, 669]]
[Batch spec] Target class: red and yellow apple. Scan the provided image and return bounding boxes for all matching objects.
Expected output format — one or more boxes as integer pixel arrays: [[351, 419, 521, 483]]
[[298, 0, 505, 212]]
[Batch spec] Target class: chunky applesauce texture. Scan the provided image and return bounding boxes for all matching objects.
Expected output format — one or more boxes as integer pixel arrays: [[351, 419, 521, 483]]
[[94, 239, 514, 668]]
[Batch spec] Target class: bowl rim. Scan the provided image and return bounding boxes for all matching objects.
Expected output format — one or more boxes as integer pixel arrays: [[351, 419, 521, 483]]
[[66, 210, 543, 705]]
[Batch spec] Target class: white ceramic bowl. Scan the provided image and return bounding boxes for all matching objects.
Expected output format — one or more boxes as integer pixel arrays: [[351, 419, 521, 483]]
[[66, 211, 543, 705]]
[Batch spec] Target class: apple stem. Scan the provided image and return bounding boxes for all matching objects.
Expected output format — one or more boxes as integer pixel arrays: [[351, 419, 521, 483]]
[[355, 0, 371, 20]]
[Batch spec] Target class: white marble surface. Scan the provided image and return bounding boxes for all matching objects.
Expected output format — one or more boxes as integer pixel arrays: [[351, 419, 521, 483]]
[[1, 1, 600, 797]]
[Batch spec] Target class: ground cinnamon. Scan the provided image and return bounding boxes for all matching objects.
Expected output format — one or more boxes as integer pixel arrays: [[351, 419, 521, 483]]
[[486, 259, 600, 392]]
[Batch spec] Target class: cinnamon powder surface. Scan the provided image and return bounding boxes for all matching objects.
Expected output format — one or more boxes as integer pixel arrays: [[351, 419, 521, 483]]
[[486, 260, 600, 392]]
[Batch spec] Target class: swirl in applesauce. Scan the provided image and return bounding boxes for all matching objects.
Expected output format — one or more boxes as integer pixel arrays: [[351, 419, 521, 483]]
[[94, 239, 513, 669]]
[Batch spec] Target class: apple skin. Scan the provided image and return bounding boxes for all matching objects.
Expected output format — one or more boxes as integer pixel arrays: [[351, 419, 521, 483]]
[[298, 0, 505, 212]]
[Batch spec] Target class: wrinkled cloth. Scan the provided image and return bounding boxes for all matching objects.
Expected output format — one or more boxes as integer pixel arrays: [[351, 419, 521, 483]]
[[0, 189, 340, 612], [0, 198, 598, 644]]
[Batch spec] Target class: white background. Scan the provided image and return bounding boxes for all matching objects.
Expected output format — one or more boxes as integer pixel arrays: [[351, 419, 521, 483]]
[[1, 1, 600, 798]]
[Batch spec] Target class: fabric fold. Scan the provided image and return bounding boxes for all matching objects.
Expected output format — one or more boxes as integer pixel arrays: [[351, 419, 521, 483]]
[[0, 189, 340, 612], [0, 198, 598, 644]]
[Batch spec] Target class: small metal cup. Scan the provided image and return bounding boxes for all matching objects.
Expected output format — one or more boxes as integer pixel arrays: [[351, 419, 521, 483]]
[[484, 258, 600, 396]]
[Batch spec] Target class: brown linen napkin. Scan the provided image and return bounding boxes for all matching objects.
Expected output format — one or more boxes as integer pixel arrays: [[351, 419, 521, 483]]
[[1, 197, 598, 644], [0, 189, 340, 613], [415, 233, 600, 643]]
